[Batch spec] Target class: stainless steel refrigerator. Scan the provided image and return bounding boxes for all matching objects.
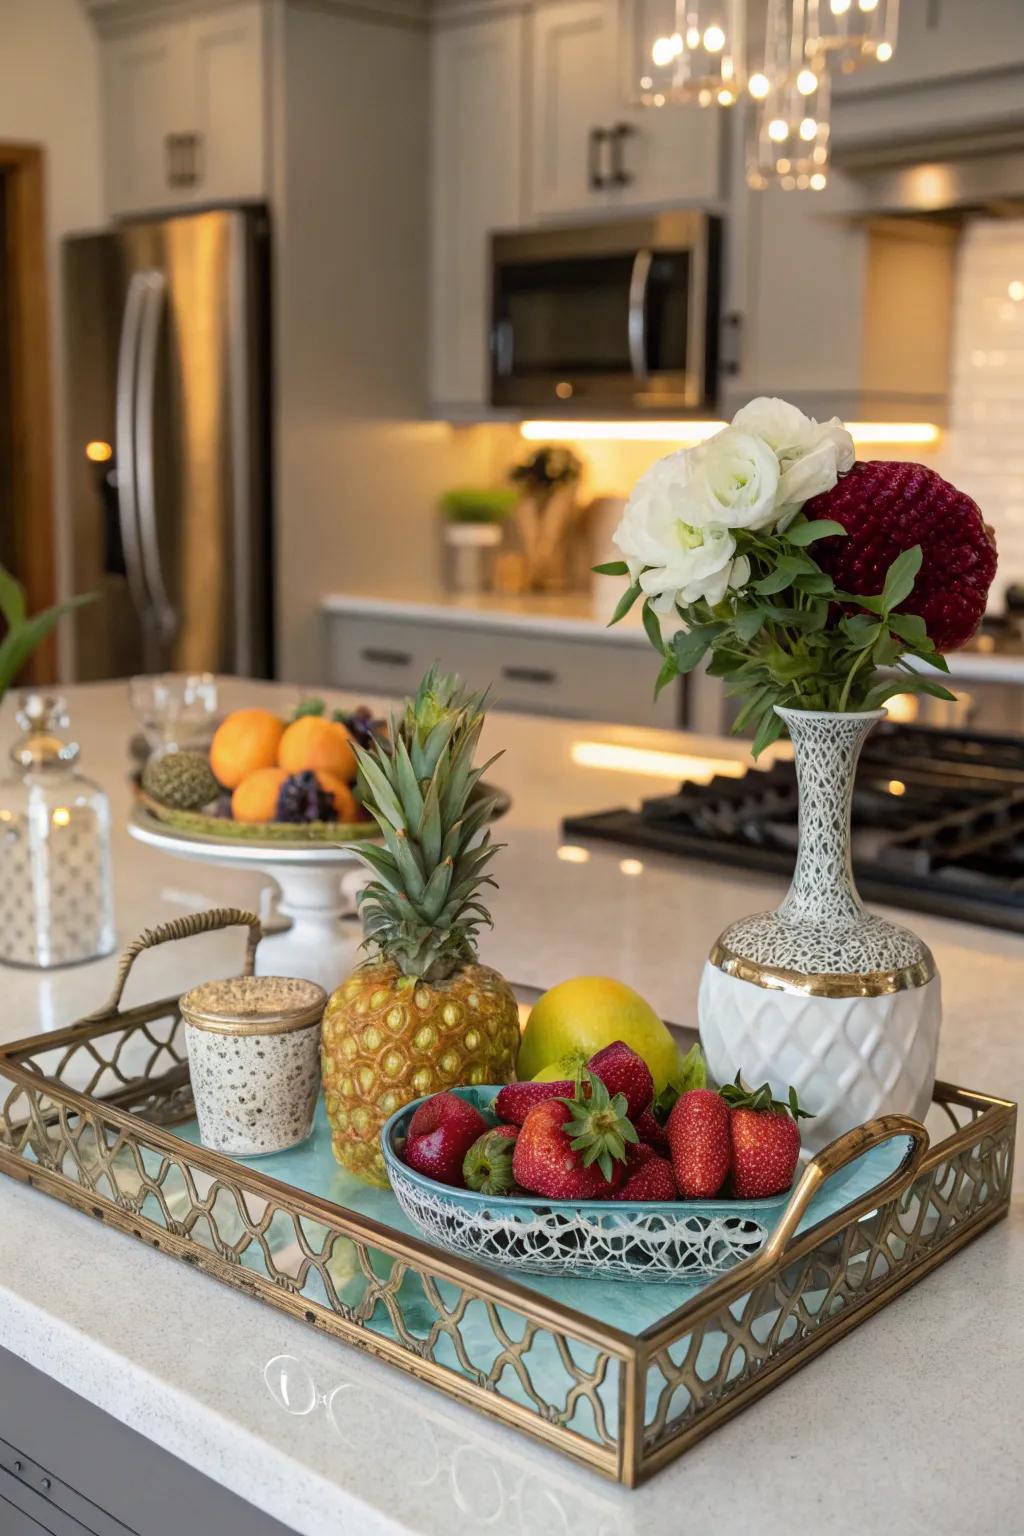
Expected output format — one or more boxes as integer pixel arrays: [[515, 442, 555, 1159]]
[[63, 205, 273, 679]]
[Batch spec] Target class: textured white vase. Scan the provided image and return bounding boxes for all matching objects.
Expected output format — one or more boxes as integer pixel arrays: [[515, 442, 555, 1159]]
[[698, 707, 941, 1154]]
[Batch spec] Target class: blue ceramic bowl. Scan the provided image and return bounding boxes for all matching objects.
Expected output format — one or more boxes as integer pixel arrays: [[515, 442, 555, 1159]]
[[381, 1086, 793, 1283]]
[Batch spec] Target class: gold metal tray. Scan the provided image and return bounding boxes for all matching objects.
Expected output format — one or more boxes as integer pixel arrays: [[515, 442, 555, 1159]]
[[0, 911, 1015, 1486]]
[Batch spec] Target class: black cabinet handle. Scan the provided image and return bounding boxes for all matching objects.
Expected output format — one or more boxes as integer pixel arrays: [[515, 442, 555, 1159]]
[[588, 127, 608, 191], [165, 131, 202, 188], [721, 311, 743, 377], [501, 665, 557, 686], [609, 123, 635, 187], [361, 646, 412, 667]]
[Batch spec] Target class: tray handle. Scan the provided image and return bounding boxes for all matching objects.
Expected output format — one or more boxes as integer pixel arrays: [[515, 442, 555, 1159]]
[[762, 1113, 929, 1266], [83, 907, 263, 1020]]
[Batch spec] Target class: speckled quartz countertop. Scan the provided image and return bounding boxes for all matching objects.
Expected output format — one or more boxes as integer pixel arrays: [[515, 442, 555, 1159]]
[[1, 679, 1021, 1536]]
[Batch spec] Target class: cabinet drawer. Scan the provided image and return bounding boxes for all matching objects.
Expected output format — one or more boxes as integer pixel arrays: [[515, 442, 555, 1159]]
[[324, 610, 681, 727]]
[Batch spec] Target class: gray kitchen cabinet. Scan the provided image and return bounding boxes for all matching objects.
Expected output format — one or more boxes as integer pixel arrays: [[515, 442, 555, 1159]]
[[431, 11, 526, 411], [324, 607, 682, 727], [0, 1346, 295, 1536], [529, 0, 721, 220], [98, 0, 266, 216]]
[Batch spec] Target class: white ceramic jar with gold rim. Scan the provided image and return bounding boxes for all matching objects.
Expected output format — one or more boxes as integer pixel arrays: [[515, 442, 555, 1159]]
[[181, 975, 327, 1156], [698, 708, 941, 1154]]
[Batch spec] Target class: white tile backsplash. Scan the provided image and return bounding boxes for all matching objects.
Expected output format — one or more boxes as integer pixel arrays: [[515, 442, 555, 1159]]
[[937, 218, 1024, 606]]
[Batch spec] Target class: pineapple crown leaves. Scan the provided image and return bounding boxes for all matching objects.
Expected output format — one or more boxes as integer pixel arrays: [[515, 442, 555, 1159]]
[[345, 664, 505, 981], [559, 1070, 639, 1182], [718, 1073, 814, 1121]]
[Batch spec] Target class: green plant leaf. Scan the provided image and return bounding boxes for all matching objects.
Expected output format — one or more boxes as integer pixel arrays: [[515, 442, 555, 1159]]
[[641, 599, 665, 655], [872, 629, 903, 667], [0, 567, 27, 628], [862, 675, 958, 709], [653, 653, 678, 697], [608, 580, 642, 626], [0, 592, 97, 697], [751, 708, 784, 758], [886, 610, 929, 645], [784, 518, 847, 546], [672, 625, 718, 675], [734, 605, 767, 643], [881, 545, 923, 612], [592, 559, 629, 576], [793, 571, 835, 596]]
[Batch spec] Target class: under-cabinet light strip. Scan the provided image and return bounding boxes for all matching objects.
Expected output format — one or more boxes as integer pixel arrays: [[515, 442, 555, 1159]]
[[519, 421, 941, 446]]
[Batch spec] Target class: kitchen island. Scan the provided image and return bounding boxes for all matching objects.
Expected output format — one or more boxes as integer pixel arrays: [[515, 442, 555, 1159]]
[[1, 679, 1021, 1536]]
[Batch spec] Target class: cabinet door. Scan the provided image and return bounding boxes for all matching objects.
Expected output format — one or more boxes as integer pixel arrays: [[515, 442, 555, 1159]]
[[607, 101, 722, 210], [431, 14, 525, 408], [530, 0, 613, 219], [189, 3, 267, 202], [103, 23, 193, 215]]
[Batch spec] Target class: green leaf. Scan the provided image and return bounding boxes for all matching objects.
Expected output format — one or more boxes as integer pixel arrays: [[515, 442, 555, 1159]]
[[0, 567, 28, 628], [753, 568, 794, 596], [872, 629, 903, 667], [608, 580, 642, 627], [784, 518, 847, 547], [592, 559, 629, 576], [672, 625, 718, 675], [734, 605, 767, 643], [886, 610, 929, 645], [751, 708, 784, 759], [653, 653, 678, 698], [881, 545, 923, 612], [834, 589, 884, 615], [862, 675, 958, 709], [641, 600, 665, 655], [840, 614, 880, 648], [792, 571, 835, 596], [0, 592, 97, 696]]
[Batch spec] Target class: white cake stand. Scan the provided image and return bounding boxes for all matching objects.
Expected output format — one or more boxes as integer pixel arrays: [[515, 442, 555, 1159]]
[[128, 808, 369, 991]]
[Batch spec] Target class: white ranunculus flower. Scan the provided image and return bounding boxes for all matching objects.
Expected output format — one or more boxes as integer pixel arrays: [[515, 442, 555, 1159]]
[[688, 427, 781, 532], [612, 468, 751, 613], [732, 395, 855, 514]]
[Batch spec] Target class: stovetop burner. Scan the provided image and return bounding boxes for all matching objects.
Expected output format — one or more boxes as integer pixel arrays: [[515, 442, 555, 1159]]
[[563, 723, 1024, 933]]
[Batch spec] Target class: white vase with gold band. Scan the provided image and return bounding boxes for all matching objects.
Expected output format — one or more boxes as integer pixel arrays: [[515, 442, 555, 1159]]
[[698, 706, 941, 1155]]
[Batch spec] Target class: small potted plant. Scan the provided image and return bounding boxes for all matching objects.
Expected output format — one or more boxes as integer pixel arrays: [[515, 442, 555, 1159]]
[[600, 397, 997, 1152], [438, 488, 517, 595]]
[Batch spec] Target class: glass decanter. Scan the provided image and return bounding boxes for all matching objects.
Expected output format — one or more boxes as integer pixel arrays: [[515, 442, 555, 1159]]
[[0, 694, 115, 968]]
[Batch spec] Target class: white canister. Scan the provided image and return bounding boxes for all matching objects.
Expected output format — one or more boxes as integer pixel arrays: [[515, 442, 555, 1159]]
[[181, 975, 327, 1156]]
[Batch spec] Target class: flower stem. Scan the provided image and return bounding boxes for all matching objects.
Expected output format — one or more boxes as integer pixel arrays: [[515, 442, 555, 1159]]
[[837, 646, 870, 712]]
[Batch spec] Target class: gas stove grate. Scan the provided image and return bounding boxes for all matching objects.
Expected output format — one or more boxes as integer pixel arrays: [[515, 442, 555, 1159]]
[[562, 723, 1024, 933]]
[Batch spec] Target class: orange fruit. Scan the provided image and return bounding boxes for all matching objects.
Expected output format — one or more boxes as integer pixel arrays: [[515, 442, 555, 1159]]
[[278, 716, 357, 781], [315, 770, 358, 822], [210, 709, 285, 790], [231, 767, 288, 823]]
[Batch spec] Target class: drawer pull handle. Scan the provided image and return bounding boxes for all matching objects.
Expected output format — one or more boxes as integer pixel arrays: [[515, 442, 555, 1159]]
[[501, 665, 557, 686], [360, 647, 412, 667]]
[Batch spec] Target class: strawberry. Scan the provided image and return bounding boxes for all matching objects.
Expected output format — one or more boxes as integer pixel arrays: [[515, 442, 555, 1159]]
[[720, 1078, 812, 1199], [404, 1092, 489, 1187], [463, 1124, 519, 1194], [634, 1107, 670, 1155], [512, 1071, 635, 1199], [614, 1144, 677, 1201], [493, 1079, 575, 1126], [666, 1088, 732, 1198], [586, 1041, 654, 1120]]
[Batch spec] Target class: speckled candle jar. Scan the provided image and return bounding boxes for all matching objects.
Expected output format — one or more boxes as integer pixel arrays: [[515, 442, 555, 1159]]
[[180, 975, 327, 1157]]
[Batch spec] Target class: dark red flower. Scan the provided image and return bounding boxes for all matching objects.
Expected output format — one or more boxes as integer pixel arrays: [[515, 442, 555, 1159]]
[[806, 461, 997, 652]]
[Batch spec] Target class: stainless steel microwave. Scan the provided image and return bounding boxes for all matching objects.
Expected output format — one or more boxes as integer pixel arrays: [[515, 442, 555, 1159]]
[[490, 212, 720, 412]]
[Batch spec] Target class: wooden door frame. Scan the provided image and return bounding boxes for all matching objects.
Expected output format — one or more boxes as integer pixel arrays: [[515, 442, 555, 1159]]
[[0, 142, 56, 681]]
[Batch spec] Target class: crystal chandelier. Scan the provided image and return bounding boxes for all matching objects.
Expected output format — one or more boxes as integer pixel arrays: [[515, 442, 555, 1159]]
[[630, 0, 747, 107], [804, 0, 899, 69]]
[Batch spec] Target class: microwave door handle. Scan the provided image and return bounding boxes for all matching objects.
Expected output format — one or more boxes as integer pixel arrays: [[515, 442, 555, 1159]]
[[134, 270, 178, 656], [115, 274, 150, 643], [628, 247, 653, 383]]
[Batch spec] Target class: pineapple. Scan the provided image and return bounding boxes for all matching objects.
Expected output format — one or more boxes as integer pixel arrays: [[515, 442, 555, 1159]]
[[322, 667, 520, 1184]]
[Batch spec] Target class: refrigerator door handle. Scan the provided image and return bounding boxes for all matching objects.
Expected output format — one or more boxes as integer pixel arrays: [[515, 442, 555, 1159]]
[[134, 270, 177, 654], [114, 274, 150, 641]]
